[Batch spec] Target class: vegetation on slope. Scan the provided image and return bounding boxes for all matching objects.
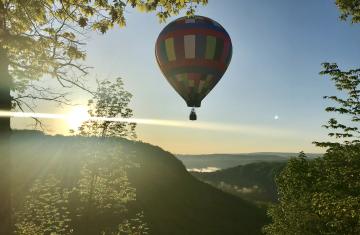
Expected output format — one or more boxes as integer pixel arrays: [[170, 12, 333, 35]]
[[192, 161, 286, 203], [11, 130, 268, 235]]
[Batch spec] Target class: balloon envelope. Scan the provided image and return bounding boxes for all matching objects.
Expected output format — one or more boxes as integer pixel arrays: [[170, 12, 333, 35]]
[[155, 16, 232, 107]]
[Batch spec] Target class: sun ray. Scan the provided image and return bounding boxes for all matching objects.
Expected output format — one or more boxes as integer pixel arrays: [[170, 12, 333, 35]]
[[0, 110, 295, 137], [66, 106, 90, 130]]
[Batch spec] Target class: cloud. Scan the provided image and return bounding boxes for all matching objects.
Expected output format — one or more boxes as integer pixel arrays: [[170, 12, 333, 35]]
[[187, 167, 220, 173]]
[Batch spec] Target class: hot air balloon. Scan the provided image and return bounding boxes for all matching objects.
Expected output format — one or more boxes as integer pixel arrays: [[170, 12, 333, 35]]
[[155, 15, 232, 120]]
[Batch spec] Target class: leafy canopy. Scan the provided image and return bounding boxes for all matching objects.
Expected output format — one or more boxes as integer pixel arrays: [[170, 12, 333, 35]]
[[13, 139, 149, 234], [265, 60, 360, 235], [265, 2, 360, 234], [0, 0, 207, 111], [313, 63, 360, 148], [77, 77, 137, 139], [264, 147, 360, 235], [336, 0, 360, 23]]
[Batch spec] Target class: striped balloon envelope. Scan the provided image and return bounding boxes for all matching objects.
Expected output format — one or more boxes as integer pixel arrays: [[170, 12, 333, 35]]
[[155, 15, 232, 118]]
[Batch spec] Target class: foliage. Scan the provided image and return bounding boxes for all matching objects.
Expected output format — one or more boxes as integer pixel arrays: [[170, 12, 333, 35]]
[[73, 77, 141, 233], [336, 0, 360, 23], [73, 77, 143, 231], [264, 147, 360, 235], [314, 63, 360, 148], [2, 1, 207, 233], [72, 142, 147, 234], [0, 0, 207, 114], [13, 139, 149, 235], [108, 212, 149, 235], [77, 78, 136, 139], [265, 63, 360, 233], [76, 143, 136, 215], [14, 175, 73, 235], [192, 161, 287, 203], [11, 132, 268, 235], [265, 4, 360, 231]]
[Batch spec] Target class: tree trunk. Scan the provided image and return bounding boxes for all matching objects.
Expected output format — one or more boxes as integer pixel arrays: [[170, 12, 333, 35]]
[[0, 3, 13, 233], [0, 46, 12, 235]]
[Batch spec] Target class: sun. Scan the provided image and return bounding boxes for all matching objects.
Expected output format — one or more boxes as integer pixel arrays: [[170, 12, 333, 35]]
[[66, 106, 90, 130]]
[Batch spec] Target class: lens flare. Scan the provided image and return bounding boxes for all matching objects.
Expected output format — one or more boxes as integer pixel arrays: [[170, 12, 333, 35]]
[[0, 110, 295, 137], [66, 106, 90, 129]]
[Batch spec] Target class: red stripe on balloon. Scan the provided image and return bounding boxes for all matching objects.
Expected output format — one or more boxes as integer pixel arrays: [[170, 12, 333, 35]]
[[189, 73, 201, 88], [177, 19, 187, 24], [174, 36, 185, 61], [158, 29, 228, 41], [161, 59, 227, 72], [188, 73, 201, 89]]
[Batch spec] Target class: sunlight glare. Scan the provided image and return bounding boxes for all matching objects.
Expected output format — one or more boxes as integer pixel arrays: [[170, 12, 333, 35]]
[[66, 106, 90, 130], [0, 110, 295, 137]]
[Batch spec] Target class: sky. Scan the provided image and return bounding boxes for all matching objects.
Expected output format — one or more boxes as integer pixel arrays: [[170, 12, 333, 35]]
[[12, 0, 360, 154]]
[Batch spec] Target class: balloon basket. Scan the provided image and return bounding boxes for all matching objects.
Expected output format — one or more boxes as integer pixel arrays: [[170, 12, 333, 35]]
[[189, 108, 197, 121]]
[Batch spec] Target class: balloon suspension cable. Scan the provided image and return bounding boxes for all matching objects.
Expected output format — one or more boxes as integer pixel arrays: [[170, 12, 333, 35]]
[[189, 107, 197, 121]]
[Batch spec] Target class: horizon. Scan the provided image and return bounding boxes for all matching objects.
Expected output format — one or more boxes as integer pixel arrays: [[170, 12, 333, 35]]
[[175, 151, 324, 156], [11, 126, 325, 155]]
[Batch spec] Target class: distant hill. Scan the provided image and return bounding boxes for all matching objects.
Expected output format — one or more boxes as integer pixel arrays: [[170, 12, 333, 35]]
[[176, 153, 321, 171], [192, 162, 287, 203], [9, 131, 269, 235]]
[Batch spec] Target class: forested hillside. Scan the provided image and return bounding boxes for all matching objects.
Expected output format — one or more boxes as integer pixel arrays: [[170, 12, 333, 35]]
[[192, 162, 286, 203], [11, 131, 268, 235], [177, 153, 320, 171]]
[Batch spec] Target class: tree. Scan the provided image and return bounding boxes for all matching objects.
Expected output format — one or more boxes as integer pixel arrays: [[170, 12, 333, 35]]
[[0, 0, 208, 130], [336, 0, 360, 23], [313, 63, 360, 148], [264, 146, 360, 235], [14, 175, 73, 235], [265, 2, 360, 233], [74, 142, 141, 234], [265, 63, 360, 235], [73, 78, 147, 234], [13, 139, 149, 235], [77, 78, 136, 139], [0, 1, 207, 233]]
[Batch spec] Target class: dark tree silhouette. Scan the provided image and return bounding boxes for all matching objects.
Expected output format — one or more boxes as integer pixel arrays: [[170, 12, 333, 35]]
[[77, 78, 137, 139], [313, 63, 360, 148], [336, 0, 360, 23]]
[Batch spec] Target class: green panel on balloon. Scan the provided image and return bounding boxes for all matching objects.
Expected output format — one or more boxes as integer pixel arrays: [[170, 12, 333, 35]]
[[205, 36, 216, 60], [165, 38, 176, 61]]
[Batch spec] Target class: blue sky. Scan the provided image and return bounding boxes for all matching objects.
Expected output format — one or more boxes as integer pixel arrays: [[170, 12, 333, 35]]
[[14, 0, 360, 154]]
